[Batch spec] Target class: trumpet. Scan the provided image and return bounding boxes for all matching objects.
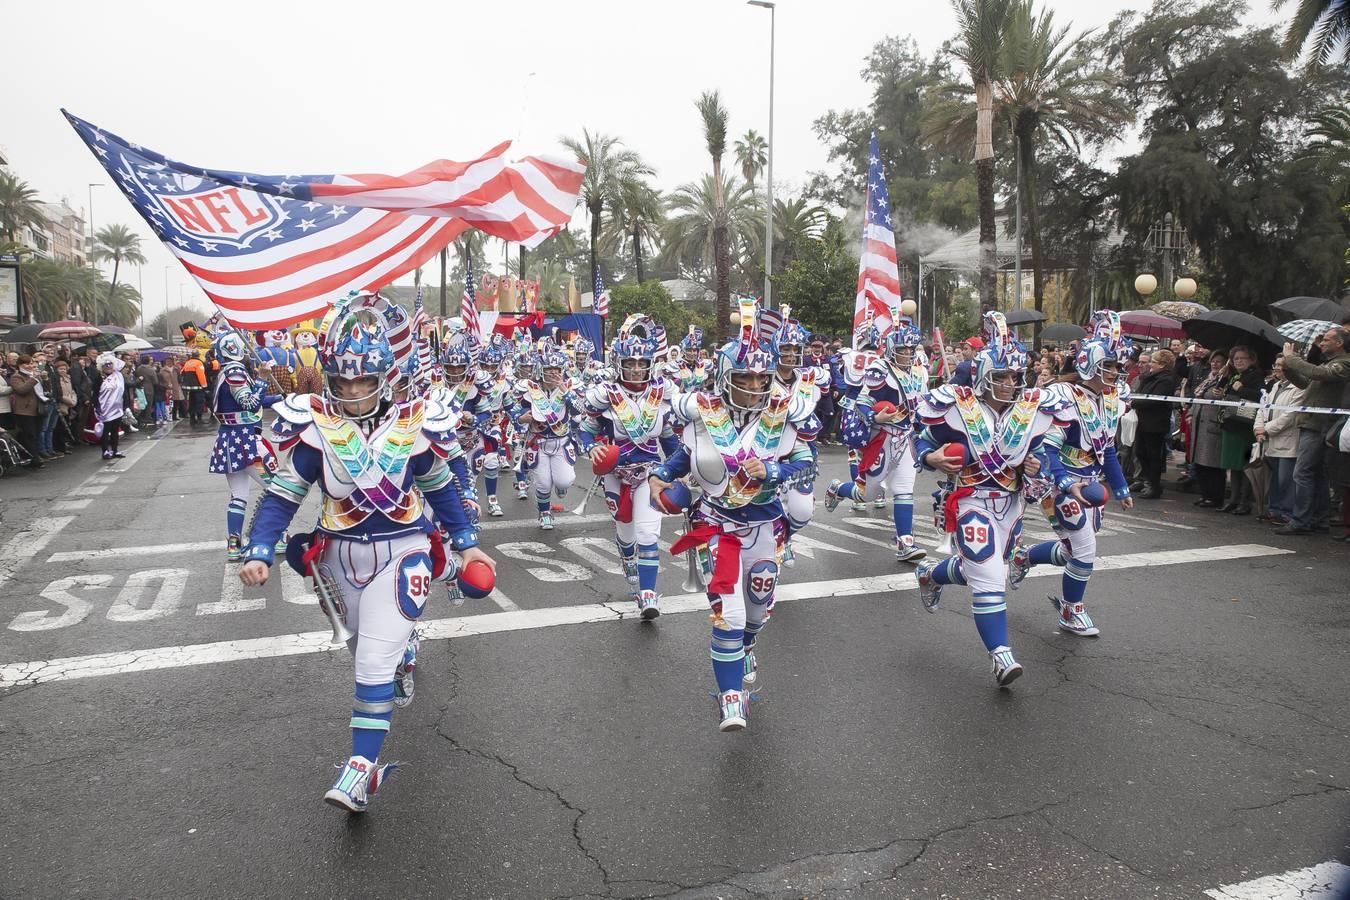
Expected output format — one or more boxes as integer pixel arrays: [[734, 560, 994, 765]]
[[311, 561, 356, 645], [572, 476, 602, 516], [680, 511, 708, 594], [932, 482, 954, 556]]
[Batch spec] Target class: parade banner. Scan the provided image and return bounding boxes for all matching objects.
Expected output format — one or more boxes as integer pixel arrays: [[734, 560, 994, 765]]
[[64, 110, 583, 330]]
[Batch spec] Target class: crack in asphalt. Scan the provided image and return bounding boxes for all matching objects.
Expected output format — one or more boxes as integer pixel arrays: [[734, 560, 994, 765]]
[[1230, 782, 1350, 813], [1035, 809, 1157, 882]]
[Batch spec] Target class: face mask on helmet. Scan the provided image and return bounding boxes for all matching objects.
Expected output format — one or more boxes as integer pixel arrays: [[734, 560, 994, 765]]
[[974, 343, 1028, 404], [610, 334, 657, 390], [886, 326, 922, 368], [1074, 338, 1122, 386], [321, 311, 395, 421], [717, 342, 778, 413]]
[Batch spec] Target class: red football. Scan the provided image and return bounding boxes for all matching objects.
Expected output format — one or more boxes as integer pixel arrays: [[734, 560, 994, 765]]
[[872, 401, 897, 418], [1079, 482, 1109, 507], [942, 443, 968, 466], [459, 559, 496, 600], [591, 443, 620, 475]]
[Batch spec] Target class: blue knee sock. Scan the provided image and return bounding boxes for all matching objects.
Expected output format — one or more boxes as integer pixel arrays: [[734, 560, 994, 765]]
[[1028, 540, 1065, 567], [485, 470, 498, 497], [637, 543, 660, 592], [1062, 559, 1093, 604], [227, 498, 246, 538], [351, 682, 395, 761], [743, 619, 764, 649], [617, 539, 636, 571], [536, 489, 550, 513], [711, 626, 745, 692], [837, 480, 856, 499], [933, 556, 967, 585], [972, 592, 1010, 651], [892, 493, 914, 538]]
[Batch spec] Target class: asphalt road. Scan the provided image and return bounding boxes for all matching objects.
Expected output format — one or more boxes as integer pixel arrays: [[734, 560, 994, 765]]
[[1, 422, 1347, 899]]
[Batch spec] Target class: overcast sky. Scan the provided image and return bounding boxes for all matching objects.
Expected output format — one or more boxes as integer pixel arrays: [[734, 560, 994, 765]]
[[4, 0, 1283, 325]]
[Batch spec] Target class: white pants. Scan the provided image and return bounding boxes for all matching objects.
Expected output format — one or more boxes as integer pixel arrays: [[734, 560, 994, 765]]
[[225, 465, 266, 506], [528, 437, 576, 499], [320, 532, 431, 686], [952, 492, 1024, 595], [1040, 481, 1103, 564], [854, 432, 917, 501], [785, 488, 815, 532], [707, 519, 779, 632], [602, 472, 663, 546]]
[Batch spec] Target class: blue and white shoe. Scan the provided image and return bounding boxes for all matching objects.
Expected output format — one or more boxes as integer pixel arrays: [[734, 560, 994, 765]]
[[824, 479, 844, 512], [916, 562, 942, 612], [1008, 544, 1031, 590], [226, 534, 242, 563], [742, 650, 758, 686], [1051, 596, 1100, 637], [717, 689, 747, 732], [637, 590, 660, 620], [990, 646, 1023, 686], [781, 542, 796, 568], [539, 510, 554, 531], [394, 630, 420, 708], [516, 481, 529, 500], [487, 496, 504, 517], [324, 755, 397, 813], [895, 535, 927, 563]]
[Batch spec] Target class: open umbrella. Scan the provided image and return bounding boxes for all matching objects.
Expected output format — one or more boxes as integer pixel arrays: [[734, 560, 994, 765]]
[[1003, 308, 1048, 326], [1183, 309, 1282, 367], [1277, 318, 1338, 346], [1150, 300, 1208, 321], [1268, 296, 1348, 324], [86, 333, 127, 353], [1120, 310, 1187, 341], [38, 319, 101, 340], [1040, 323, 1087, 344], [2, 322, 53, 344], [113, 337, 154, 353]]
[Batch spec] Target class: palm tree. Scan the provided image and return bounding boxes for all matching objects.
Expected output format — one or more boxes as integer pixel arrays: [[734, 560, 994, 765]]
[[996, 1, 1131, 325], [106, 281, 143, 329], [696, 91, 732, 339], [1302, 104, 1350, 201], [1276, 0, 1349, 68], [0, 173, 49, 243], [772, 196, 828, 273], [558, 130, 654, 297], [90, 224, 147, 320], [734, 130, 769, 189], [951, 0, 1014, 313], [600, 179, 664, 283], [659, 174, 764, 289]]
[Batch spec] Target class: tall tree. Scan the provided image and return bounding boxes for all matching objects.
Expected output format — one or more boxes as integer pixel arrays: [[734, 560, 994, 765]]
[[659, 173, 764, 289], [772, 217, 858, 335], [696, 90, 732, 339], [90, 223, 147, 316], [0, 173, 49, 244], [734, 130, 769, 188], [558, 130, 654, 298], [951, 0, 1015, 312], [1277, 0, 1350, 68], [771, 196, 828, 274], [601, 179, 664, 283]]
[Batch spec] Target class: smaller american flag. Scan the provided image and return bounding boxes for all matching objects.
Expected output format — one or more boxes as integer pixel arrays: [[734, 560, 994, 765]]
[[593, 269, 609, 318], [410, 285, 428, 335], [854, 130, 900, 344], [461, 256, 482, 343]]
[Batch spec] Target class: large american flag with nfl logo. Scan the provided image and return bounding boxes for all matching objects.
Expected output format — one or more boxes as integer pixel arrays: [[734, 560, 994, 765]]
[[65, 110, 584, 330]]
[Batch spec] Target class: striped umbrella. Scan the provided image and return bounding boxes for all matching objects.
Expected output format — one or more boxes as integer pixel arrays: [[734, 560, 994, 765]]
[[1150, 300, 1208, 321], [1277, 318, 1337, 345]]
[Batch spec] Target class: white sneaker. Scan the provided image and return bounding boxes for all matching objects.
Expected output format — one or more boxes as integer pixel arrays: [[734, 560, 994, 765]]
[[824, 479, 844, 512], [637, 590, 660, 620], [990, 646, 1023, 687], [742, 650, 758, 686], [487, 496, 504, 517], [539, 510, 554, 530], [516, 483, 529, 500], [717, 689, 747, 731], [851, 500, 867, 513], [1051, 596, 1100, 636], [895, 535, 927, 563], [323, 755, 397, 813]]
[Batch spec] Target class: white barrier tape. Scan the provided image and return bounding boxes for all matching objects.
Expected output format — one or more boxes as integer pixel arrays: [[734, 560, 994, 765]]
[[1129, 393, 1350, 416]]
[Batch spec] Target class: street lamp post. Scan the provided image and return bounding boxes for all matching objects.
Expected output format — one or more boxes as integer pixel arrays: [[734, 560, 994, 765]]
[[748, 0, 775, 309], [87, 182, 104, 321], [1146, 213, 1189, 303], [163, 266, 172, 339]]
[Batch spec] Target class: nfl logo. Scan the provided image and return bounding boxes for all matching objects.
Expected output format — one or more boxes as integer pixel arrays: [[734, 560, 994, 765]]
[[141, 168, 284, 249]]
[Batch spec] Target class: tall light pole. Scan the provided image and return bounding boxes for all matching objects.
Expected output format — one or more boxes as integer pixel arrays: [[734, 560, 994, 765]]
[[748, 0, 775, 309], [163, 266, 172, 339], [87, 182, 104, 321]]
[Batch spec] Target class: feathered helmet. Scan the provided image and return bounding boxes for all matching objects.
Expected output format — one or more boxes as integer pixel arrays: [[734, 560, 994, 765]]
[[716, 297, 779, 412], [213, 330, 248, 364], [884, 323, 923, 366], [971, 311, 1029, 399], [772, 305, 810, 367], [609, 314, 664, 389], [317, 291, 398, 417], [1076, 311, 1131, 384]]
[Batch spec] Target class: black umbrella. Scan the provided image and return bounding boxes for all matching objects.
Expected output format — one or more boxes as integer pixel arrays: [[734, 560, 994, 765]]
[[2, 322, 53, 344], [1182, 309, 1283, 367], [1003, 308, 1048, 326], [1040, 323, 1087, 344], [1268, 296, 1348, 324]]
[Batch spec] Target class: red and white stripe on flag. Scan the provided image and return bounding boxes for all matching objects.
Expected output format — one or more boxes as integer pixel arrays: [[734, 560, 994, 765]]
[[855, 221, 898, 338], [461, 263, 482, 344]]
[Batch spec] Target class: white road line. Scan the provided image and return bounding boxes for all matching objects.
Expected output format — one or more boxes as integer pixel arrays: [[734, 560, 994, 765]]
[[487, 588, 520, 612], [0, 543, 1292, 687], [808, 520, 899, 552], [1205, 861, 1349, 899], [194, 566, 265, 616], [0, 517, 75, 591], [51, 499, 93, 512]]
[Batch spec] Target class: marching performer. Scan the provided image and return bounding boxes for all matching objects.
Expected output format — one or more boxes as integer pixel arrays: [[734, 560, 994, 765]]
[[239, 292, 494, 813], [208, 330, 282, 561], [836, 322, 885, 511], [467, 337, 513, 517], [1008, 315, 1134, 636], [911, 313, 1060, 687], [771, 311, 826, 568], [825, 322, 928, 563], [576, 315, 678, 619], [512, 341, 578, 530], [652, 299, 819, 731]]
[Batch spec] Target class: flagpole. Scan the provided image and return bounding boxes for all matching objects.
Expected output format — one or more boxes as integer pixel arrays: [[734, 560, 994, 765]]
[[439, 246, 448, 317]]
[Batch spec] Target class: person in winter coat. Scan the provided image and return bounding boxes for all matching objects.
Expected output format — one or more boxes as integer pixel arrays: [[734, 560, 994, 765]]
[[1254, 356, 1305, 525], [1128, 349, 1179, 499], [8, 355, 45, 469], [1279, 328, 1350, 534], [1217, 346, 1264, 515], [1189, 350, 1230, 508], [159, 362, 182, 421]]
